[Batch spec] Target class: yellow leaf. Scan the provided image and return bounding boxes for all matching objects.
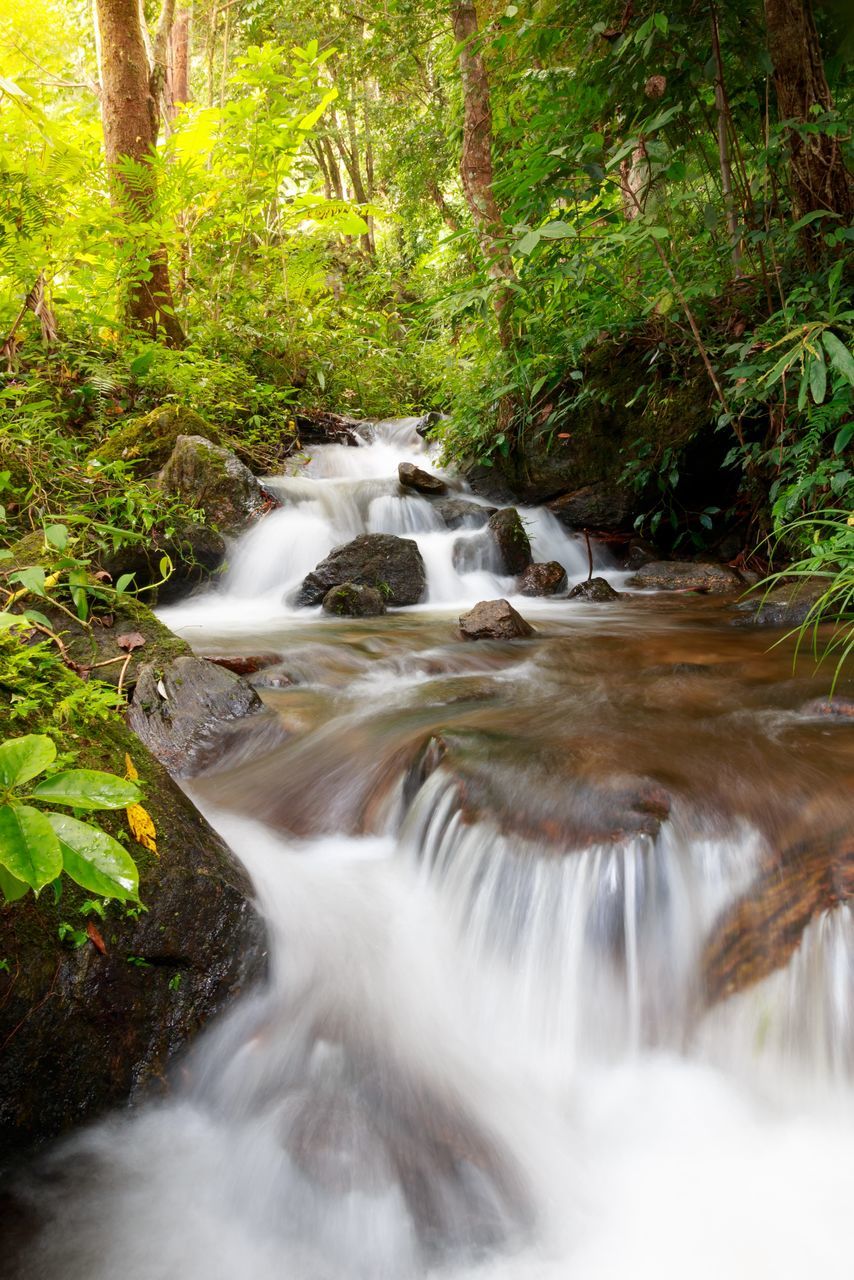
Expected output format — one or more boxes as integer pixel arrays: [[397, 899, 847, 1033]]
[[124, 753, 139, 781], [127, 803, 157, 854]]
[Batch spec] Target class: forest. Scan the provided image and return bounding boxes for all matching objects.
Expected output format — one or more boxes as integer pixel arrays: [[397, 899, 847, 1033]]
[[0, 1, 853, 1277]]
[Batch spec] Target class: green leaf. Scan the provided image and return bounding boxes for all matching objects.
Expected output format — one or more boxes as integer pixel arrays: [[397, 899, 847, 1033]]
[[130, 349, 156, 377], [833, 423, 854, 455], [0, 862, 28, 902], [44, 524, 68, 550], [0, 803, 62, 892], [822, 331, 854, 388], [9, 567, 46, 597], [0, 612, 27, 632], [47, 813, 139, 901], [511, 228, 541, 256], [0, 734, 56, 789], [32, 770, 140, 811], [809, 352, 827, 404]]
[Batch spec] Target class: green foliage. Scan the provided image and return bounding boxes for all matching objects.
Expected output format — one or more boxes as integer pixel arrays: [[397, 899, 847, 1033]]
[[0, 733, 140, 902]]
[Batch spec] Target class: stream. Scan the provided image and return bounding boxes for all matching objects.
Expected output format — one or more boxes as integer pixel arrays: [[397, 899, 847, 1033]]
[[8, 419, 854, 1279]]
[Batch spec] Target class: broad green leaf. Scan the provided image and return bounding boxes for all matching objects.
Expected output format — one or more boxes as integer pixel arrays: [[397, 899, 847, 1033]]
[[130, 349, 156, 377], [47, 813, 139, 901], [809, 352, 827, 404], [512, 228, 541, 256], [0, 612, 28, 632], [822, 331, 854, 388], [44, 524, 68, 550], [0, 735, 56, 789], [833, 423, 854, 454], [9, 567, 46, 597], [32, 770, 141, 811], [0, 803, 62, 892], [0, 862, 28, 902]]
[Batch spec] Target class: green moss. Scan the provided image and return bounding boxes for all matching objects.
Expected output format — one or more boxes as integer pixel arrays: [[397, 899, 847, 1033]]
[[88, 405, 224, 475]]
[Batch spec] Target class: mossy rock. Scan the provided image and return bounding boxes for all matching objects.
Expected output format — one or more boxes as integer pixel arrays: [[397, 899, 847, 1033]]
[[40, 591, 192, 688], [88, 405, 224, 476], [0, 672, 266, 1158], [156, 435, 266, 536]]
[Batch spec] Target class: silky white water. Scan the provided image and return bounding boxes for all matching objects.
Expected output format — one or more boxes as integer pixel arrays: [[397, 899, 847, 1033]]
[[8, 417, 853, 1280]]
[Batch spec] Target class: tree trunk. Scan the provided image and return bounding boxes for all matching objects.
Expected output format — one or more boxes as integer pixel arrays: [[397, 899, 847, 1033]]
[[167, 6, 191, 118], [94, 0, 184, 346], [763, 0, 852, 235], [450, 1, 516, 352], [710, 2, 742, 270]]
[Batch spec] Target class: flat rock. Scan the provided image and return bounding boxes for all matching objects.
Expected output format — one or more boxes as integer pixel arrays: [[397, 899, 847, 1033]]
[[568, 576, 620, 601], [732, 578, 828, 627], [460, 599, 535, 640], [487, 508, 532, 575], [632, 561, 743, 594], [519, 561, 567, 596], [547, 482, 637, 532], [398, 461, 447, 495], [296, 533, 426, 607], [156, 435, 266, 536], [322, 583, 387, 617]]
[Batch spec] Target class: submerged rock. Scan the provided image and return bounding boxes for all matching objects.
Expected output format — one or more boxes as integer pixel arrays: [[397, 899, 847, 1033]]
[[88, 405, 224, 476], [432, 498, 496, 530], [460, 599, 535, 640], [129, 655, 266, 777], [799, 696, 854, 721], [732, 578, 827, 627], [322, 583, 387, 617], [568, 576, 620, 602], [297, 533, 427, 607], [156, 435, 267, 536], [0, 715, 265, 1157], [487, 508, 532, 575], [519, 561, 567, 596], [398, 461, 447, 495], [547, 482, 636, 532], [97, 517, 226, 604], [632, 561, 743, 594]]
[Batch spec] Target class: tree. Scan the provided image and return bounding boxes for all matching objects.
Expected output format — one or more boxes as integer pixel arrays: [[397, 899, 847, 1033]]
[[94, 0, 185, 345], [764, 0, 852, 233], [450, 1, 516, 353]]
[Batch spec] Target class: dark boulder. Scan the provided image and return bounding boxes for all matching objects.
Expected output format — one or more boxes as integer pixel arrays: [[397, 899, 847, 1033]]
[[156, 435, 267, 536], [296, 533, 426, 607], [398, 462, 447, 495], [632, 561, 743, 594], [414, 410, 442, 438], [519, 561, 567, 597], [459, 599, 535, 641], [568, 576, 621, 602], [432, 498, 496, 530], [624, 538, 658, 570], [487, 508, 532, 575], [322, 583, 387, 617], [732, 578, 827, 627], [0, 714, 265, 1158], [97, 518, 226, 604], [547, 483, 637, 533], [128, 655, 268, 777]]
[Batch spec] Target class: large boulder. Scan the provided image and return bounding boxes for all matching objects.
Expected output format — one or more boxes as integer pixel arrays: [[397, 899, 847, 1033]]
[[459, 599, 535, 641], [547, 482, 637, 533], [398, 462, 447, 495], [97, 517, 226, 604], [156, 435, 267, 536], [487, 508, 532, 575], [322, 583, 387, 617], [518, 561, 567, 596], [732, 578, 827, 627], [432, 498, 496, 530], [0, 712, 265, 1158], [128, 656, 268, 777], [631, 561, 743, 594], [296, 534, 426, 607], [89, 405, 224, 476], [568, 576, 621, 602]]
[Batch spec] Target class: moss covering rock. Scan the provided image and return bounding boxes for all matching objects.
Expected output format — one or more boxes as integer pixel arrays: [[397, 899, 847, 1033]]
[[156, 435, 266, 536], [88, 405, 224, 476]]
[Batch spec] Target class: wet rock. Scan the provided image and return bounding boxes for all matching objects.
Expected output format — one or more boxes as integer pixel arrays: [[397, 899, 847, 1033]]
[[799, 696, 854, 721], [0, 714, 265, 1157], [547, 482, 637, 533], [322, 583, 387, 617], [487, 507, 532, 575], [156, 435, 266, 536], [128, 655, 265, 777], [732, 578, 827, 627], [87, 405, 224, 476], [97, 518, 226, 604], [40, 592, 191, 690], [451, 529, 495, 575], [414, 410, 442, 438], [631, 561, 743, 594], [460, 599, 535, 640], [398, 461, 447, 495], [432, 498, 496, 530], [568, 576, 621, 602], [203, 654, 280, 677], [624, 537, 658, 570], [297, 533, 427, 607], [519, 561, 567, 596], [702, 828, 854, 1006]]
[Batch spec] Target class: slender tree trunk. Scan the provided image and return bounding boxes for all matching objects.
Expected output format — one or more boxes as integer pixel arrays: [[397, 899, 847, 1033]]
[[94, 0, 184, 346], [167, 6, 191, 118], [763, 0, 852, 235], [710, 2, 742, 270], [450, 1, 516, 353]]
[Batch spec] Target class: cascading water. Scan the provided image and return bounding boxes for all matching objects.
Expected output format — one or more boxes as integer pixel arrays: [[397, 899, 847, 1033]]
[[5, 418, 853, 1280]]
